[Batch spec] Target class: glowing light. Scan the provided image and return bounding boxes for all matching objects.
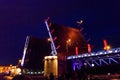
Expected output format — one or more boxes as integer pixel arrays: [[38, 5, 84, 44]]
[[91, 53, 95, 56], [47, 38, 51, 42], [21, 36, 29, 66], [66, 39, 71, 44], [92, 64, 95, 67], [77, 20, 83, 25], [115, 50, 118, 53], [38, 72, 41, 74], [44, 56, 58, 77], [31, 72, 33, 74], [99, 52, 103, 55], [106, 46, 111, 50], [108, 50, 113, 53], [67, 47, 120, 60], [103, 39, 108, 50], [44, 56, 57, 60], [88, 44, 91, 53], [75, 46, 78, 55], [16, 68, 21, 74], [84, 54, 87, 57], [45, 20, 57, 55], [103, 39, 111, 50]]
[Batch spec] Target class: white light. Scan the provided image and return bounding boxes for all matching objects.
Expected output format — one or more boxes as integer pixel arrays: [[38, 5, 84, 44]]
[[99, 52, 103, 55], [78, 55, 81, 58], [38, 72, 41, 74], [31, 72, 33, 74], [21, 48, 27, 66], [73, 56, 75, 59], [67, 57, 71, 59], [91, 53, 95, 56], [42, 71, 44, 74], [84, 54, 87, 57], [95, 53, 98, 56], [21, 36, 30, 66], [35, 72, 37, 74], [27, 72, 30, 74], [92, 64, 95, 67], [75, 56, 78, 58], [88, 54, 90, 56], [115, 50, 118, 53], [104, 52, 107, 54], [108, 50, 113, 53]]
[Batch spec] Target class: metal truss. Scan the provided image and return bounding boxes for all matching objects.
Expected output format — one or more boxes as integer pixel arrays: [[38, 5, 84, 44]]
[[83, 52, 120, 67], [72, 56, 120, 70], [85, 57, 120, 67], [71, 49, 120, 70]]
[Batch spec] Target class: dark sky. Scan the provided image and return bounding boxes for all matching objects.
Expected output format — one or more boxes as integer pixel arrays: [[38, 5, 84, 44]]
[[0, 0, 120, 65]]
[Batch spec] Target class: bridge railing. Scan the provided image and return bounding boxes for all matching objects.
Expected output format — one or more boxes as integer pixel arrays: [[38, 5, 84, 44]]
[[67, 47, 120, 60]]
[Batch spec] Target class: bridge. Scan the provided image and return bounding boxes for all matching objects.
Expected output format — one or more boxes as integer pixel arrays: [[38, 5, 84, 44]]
[[67, 47, 120, 70]]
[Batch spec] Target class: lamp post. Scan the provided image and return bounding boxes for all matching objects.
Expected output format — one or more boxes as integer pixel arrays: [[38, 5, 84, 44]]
[[66, 39, 71, 55]]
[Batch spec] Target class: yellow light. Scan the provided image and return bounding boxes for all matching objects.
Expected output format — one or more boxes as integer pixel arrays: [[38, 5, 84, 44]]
[[66, 39, 71, 44], [68, 39, 71, 42], [45, 56, 57, 60], [10, 64, 12, 67], [106, 46, 111, 50], [16, 68, 21, 73], [19, 59, 22, 63], [11, 69, 15, 73], [104, 45, 111, 50]]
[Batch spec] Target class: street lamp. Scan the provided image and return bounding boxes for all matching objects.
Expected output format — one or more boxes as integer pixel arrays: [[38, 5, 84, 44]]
[[66, 39, 71, 54], [104, 45, 111, 50]]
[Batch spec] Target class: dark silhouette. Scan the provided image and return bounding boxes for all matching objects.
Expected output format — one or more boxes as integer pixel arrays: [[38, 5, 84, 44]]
[[49, 73, 54, 80], [58, 74, 64, 80], [12, 75, 31, 80], [44, 75, 48, 80]]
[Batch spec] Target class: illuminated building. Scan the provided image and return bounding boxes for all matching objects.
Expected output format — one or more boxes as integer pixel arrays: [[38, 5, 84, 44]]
[[44, 56, 58, 77], [0, 65, 21, 76]]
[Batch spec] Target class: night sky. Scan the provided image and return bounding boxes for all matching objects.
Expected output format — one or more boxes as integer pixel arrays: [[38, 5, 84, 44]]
[[0, 0, 120, 65]]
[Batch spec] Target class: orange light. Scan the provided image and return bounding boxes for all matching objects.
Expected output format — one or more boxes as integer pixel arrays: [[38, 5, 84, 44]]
[[103, 39, 111, 50], [106, 45, 111, 50], [88, 44, 91, 53], [68, 39, 71, 42], [47, 38, 51, 42], [66, 39, 71, 43], [75, 46, 78, 55]]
